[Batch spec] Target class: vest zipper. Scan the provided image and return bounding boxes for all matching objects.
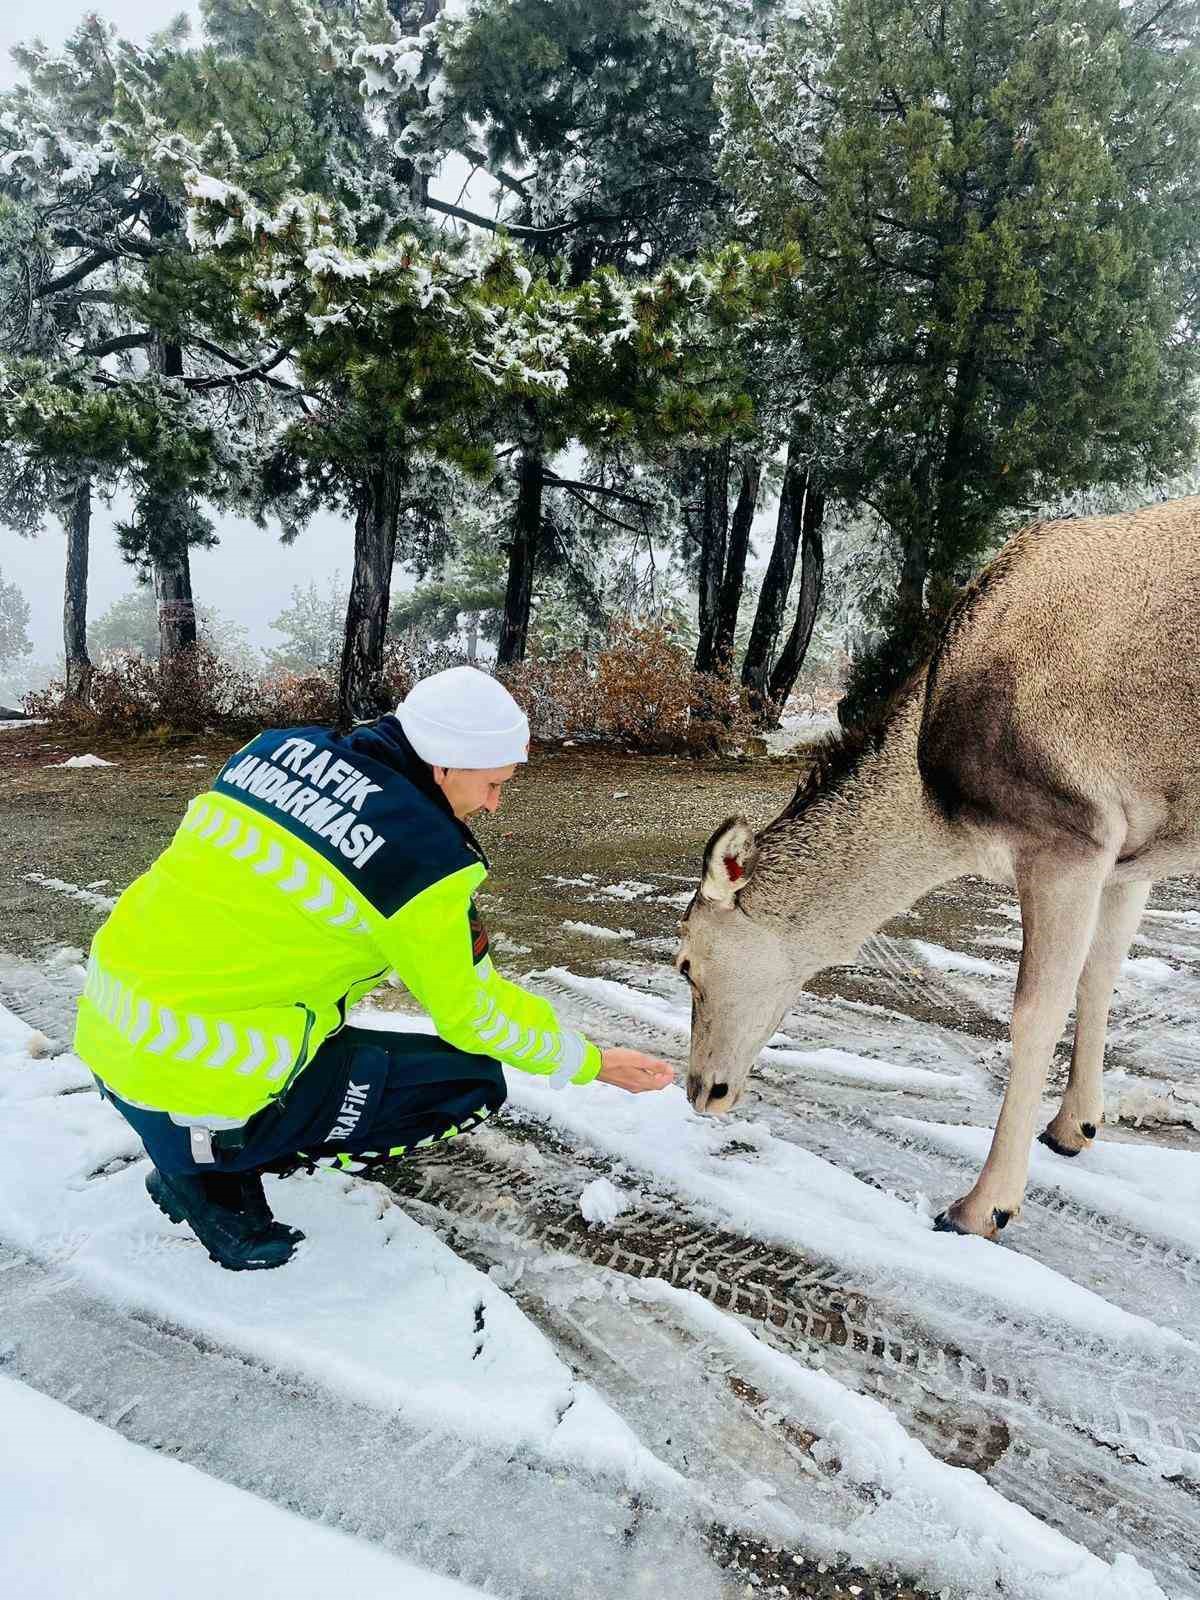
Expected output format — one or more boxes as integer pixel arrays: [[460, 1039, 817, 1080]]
[[272, 1004, 317, 1106], [332, 967, 389, 1037]]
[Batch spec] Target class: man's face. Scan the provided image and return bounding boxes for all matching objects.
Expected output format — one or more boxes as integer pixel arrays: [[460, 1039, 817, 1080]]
[[432, 763, 518, 820]]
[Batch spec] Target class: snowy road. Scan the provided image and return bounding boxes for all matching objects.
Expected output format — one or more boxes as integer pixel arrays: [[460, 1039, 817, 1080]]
[[2, 866, 1199, 1598], [3, 1375, 493, 1600]]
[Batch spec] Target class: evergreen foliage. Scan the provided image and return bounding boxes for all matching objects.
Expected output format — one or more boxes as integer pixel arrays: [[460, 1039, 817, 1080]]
[[716, 0, 1200, 715], [267, 579, 349, 672], [0, 569, 32, 668], [4, 0, 1200, 729]]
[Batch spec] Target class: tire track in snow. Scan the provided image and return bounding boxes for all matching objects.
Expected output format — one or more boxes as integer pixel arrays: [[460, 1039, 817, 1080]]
[[546, 962, 1200, 1314], [398, 1192, 946, 1598], [506, 972, 1200, 1573], [386, 1138, 1200, 1597], [0, 948, 85, 1048], [0, 1247, 728, 1600], [398, 1126, 1200, 1452], [747, 1086, 1200, 1311], [532, 969, 982, 1123], [388, 1138, 1013, 1474]]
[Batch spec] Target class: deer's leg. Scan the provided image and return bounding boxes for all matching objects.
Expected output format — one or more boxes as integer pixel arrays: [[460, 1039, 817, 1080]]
[[935, 852, 1110, 1240], [1039, 878, 1151, 1158]]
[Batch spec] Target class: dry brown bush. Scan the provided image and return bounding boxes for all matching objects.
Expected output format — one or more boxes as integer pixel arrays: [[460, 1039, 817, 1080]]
[[503, 623, 754, 753], [27, 625, 755, 753], [26, 647, 267, 738], [379, 639, 468, 709], [254, 669, 339, 728]]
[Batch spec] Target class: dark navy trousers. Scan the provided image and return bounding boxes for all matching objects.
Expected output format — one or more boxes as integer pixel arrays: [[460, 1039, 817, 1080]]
[[101, 1025, 507, 1177]]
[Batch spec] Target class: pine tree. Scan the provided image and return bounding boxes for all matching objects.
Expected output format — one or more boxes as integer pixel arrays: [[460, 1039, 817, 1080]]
[[717, 0, 1200, 718], [386, 0, 765, 663], [190, 165, 798, 714], [0, 569, 32, 670], [0, 17, 267, 670]]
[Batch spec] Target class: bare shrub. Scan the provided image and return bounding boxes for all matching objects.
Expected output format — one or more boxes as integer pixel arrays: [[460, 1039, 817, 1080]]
[[253, 668, 339, 728], [498, 650, 602, 742], [790, 646, 851, 718], [27, 646, 294, 738], [26, 626, 755, 753], [503, 623, 753, 753], [380, 638, 468, 710]]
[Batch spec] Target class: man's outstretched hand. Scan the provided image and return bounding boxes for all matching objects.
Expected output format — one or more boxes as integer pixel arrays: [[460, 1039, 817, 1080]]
[[597, 1048, 675, 1094]]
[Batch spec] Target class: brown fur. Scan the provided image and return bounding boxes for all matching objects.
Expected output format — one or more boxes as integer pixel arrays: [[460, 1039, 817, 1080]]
[[919, 505, 1200, 871], [772, 669, 928, 831], [681, 496, 1200, 1240]]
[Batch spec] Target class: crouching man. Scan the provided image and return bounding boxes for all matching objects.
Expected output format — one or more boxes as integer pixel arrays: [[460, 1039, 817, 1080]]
[[74, 667, 672, 1270]]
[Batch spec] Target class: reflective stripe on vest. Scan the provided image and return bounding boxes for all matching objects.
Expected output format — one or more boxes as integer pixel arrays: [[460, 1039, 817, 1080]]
[[177, 797, 373, 936], [466, 982, 586, 1084], [83, 954, 295, 1085]]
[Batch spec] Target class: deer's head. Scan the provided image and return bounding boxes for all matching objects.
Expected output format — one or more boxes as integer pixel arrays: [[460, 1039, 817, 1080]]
[[676, 814, 810, 1115]]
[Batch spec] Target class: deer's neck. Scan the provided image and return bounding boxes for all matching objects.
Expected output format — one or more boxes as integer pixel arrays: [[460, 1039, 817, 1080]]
[[755, 689, 969, 967]]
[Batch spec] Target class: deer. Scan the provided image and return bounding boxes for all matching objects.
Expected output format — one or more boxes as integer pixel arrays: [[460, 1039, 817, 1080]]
[[676, 498, 1200, 1239]]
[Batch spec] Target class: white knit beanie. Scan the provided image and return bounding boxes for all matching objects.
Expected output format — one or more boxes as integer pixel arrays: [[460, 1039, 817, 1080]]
[[396, 666, 530, 769]]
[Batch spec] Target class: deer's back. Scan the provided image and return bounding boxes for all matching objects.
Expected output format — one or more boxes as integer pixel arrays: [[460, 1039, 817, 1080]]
[[917, 497, 1200, 857]]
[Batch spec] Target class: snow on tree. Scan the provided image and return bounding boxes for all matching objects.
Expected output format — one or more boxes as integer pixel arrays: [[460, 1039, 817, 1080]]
[[0, 569, 32, 669], [188, 158, 800, 713], [0, 17, 262, 671], [715, 0, 1200, 719], [0, 3, 410, 679], [267, 579, 350, 673], [372, 0, 784, 669]]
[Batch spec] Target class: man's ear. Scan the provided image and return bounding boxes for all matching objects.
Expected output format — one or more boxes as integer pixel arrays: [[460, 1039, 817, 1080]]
[[700, 815, 758, 908]]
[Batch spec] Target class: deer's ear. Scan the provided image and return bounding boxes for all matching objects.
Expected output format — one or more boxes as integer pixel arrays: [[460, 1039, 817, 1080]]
[[700, 815, 758, 908]]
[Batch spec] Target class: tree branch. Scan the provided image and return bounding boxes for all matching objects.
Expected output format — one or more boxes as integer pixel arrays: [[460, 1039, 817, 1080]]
[[561, 483, 644, 534], [186, 337, 300, 394], [424, 194, 574, 238], [77, 332, 151, 359], [493, 168, 532, 201], [37, 248, 119, 297], [53, 226, 161, 262], [543, 471, 656, 508], [1132, 0, 1180, 41], [425, 194, 624, 240]]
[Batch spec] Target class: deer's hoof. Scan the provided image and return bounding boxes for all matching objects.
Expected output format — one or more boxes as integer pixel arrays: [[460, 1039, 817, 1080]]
[[933, 1210, 970, 1236], [933, 1198, 1015, 1241], [1038, 1113, 1099, 1159], [1037, 1129, 1081, 1159]]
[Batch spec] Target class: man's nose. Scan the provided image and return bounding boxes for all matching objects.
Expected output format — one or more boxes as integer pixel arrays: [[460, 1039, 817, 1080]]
[[484, 793, 500, 813]]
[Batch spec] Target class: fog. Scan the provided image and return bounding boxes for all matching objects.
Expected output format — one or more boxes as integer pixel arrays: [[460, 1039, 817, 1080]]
[[0, 2, 485, 689]]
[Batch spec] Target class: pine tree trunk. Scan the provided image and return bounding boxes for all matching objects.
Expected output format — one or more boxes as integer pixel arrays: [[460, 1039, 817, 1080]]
[[396, 0, 441, 213], [150, 338, 198, 662], [895, 531, 928, 624], [464, 613, 479, 662], [63, 476, 92, 699], [741, 432, 806, 706], [497, 449, 543, 667], [930, 347, 984, 584], [154, 545, 198, 660], [692, 443, 730, 674], [765, 479, 826, 719], [709, 454, 761, 673], [339, 464, 401, 722]]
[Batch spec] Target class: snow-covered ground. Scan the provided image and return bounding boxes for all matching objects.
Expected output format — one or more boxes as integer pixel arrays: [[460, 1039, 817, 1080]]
[[3, 868, 1200, 1598], [3, 1375, 492, 1600]]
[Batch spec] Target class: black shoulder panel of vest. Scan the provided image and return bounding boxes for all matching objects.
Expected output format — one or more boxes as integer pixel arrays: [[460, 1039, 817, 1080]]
[[210, 725, 478, 919]]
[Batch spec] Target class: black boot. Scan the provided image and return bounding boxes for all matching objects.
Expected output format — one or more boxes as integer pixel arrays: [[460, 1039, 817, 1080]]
[[146, 1166, 304, 1271]]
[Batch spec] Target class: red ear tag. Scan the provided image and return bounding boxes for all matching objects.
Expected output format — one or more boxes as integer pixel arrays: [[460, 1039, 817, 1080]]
[[724, 855, 745, 882]]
